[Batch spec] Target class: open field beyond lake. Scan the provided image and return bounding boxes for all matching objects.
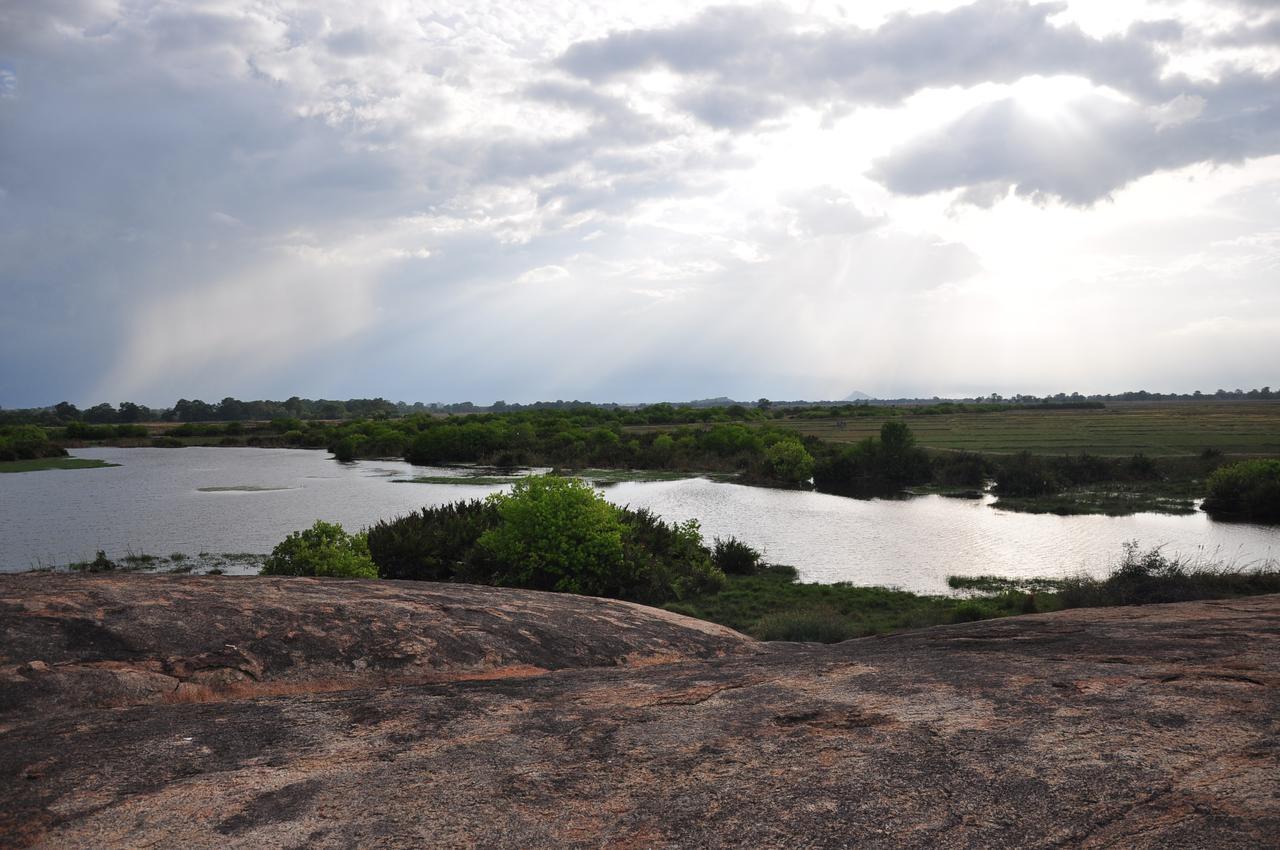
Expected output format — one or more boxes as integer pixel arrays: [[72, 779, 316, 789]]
[[762, 402, 1280, 457]]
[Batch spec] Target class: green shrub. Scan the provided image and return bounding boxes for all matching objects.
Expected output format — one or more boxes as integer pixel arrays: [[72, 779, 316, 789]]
[[994, 452, 1059, 497], [764, 439, 814, 485], [1202, 459, 1280, 522], [0, 425, 65, 462], [951, 600, 997, 622], [479, 475, 628, 595], [263, 520, 377, 578], [712, 536, 764, 575], [367, 499, 499, 582], [617, 509, 725, 604], [365, 478, 732, 604]]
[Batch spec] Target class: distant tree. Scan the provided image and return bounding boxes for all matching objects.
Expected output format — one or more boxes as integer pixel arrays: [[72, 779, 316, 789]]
[[82, 403, 118, 424], [53, 402, 81, 421], [117, 402, 148, 422]]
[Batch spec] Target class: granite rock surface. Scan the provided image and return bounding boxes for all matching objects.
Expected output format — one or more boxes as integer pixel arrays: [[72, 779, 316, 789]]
[[1, 575, 1276, 848]]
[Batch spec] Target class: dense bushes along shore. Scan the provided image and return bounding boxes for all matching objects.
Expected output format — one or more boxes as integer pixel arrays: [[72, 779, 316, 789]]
[[18, 402, 1280, 519], [265, 475, 756, 606], [262, 474, 1280, 642]]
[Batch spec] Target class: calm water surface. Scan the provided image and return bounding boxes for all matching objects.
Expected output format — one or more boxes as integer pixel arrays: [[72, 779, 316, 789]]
[[3, 447, 1277, 593]]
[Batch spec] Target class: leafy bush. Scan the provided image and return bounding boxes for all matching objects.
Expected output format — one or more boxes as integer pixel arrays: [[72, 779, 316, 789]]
[[365, 476, 733, 604], [616, 509, 725, 604], [479, 476, 628, 595], [367, 499, 499, 582], [1202, 459, 1280, 522], [932, 451, 990, 488], [764, 439, 814, 485], [994, 452, 1059, 497], [712, 536, 764, 575], [263, 520, 377, 578], [0, 425, 65, 462]]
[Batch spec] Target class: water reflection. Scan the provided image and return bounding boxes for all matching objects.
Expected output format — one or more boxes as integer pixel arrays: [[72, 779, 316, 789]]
[[1, 447, 1276, 593]]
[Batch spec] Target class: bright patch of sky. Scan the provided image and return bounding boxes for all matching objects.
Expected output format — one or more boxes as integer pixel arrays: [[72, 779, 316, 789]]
[[0, 0, 1277, 405]]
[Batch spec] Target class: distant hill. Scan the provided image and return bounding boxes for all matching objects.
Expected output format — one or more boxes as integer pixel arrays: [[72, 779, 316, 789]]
[[683, 396, 739, 408], [844, 390, 871, 401]]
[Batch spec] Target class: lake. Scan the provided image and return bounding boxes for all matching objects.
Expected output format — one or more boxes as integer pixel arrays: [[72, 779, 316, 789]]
[[2, 447, 1278, 593]]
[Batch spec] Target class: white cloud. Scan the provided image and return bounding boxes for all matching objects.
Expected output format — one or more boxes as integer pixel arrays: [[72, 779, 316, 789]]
[[0, 0, 1278, 405]]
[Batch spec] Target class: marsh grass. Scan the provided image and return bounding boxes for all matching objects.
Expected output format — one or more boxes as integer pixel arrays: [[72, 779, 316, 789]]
[[0, 457, 118, 473], [667, 565, 1036, 642], [674, 543, 1280, 643]]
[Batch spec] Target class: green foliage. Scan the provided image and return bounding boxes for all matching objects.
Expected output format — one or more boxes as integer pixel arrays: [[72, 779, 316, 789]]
[[669, 566, 1038, 641], [931, 451, 990, 488], [812, 422, 931, 495], [1202, 459, 1280, 522], [616, 509, 725, 604], [478, 475, 628, 595], [367, 500, 500, 582], [1056, 541, 1280, 606], [0, 425, 65, 462], [364, 480, 737, 604], [712, 536, 764, 575], [262, 520, 377, 578], [764, 439, 814, 485], [752, 605, 864, 643]]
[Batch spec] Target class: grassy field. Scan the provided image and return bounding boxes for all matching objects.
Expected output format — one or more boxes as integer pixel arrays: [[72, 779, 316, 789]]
[[0, 457, 119, 473], [768, 402, 1280, 457]]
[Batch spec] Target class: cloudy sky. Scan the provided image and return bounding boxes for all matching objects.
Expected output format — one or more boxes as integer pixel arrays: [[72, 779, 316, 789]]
[[1, 0, 1278, 407]]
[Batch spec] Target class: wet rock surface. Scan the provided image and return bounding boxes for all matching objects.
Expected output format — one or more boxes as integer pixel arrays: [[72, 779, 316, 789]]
[[1, 576, 1277, 849]]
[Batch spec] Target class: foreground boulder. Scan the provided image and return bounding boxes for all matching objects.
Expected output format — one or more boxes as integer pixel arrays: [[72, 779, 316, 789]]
[[1, 576, 1277, 849], [0, 574, 754, 715]]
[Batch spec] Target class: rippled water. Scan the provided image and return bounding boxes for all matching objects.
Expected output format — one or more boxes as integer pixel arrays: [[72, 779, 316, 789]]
[[2, 447, 1277, 592]]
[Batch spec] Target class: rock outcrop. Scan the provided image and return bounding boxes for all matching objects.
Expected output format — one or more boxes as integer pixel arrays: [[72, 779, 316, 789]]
[[1, 574, 1277, 848]]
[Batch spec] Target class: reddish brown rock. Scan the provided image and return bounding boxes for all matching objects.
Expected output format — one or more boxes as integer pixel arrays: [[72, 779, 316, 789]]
[[0, 574, 754, 715], [0, 575, 1276, 849]]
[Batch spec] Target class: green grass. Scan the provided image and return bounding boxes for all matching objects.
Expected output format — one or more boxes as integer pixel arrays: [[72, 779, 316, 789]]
[[0, 457, 119, 473], [669, 544, 1280, 643], [392, 469, 731, 486], [575, 468, 732, 484], [666, 566, 1040, 642], [767, 401, 1280, 457], [992, 488, 1198, 516], [196, 485, 295, 492], [394, 475, 526, 485]]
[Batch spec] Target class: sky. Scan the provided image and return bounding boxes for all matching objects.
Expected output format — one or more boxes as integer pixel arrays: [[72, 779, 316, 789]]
[[1, 0, 1278, 408]]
